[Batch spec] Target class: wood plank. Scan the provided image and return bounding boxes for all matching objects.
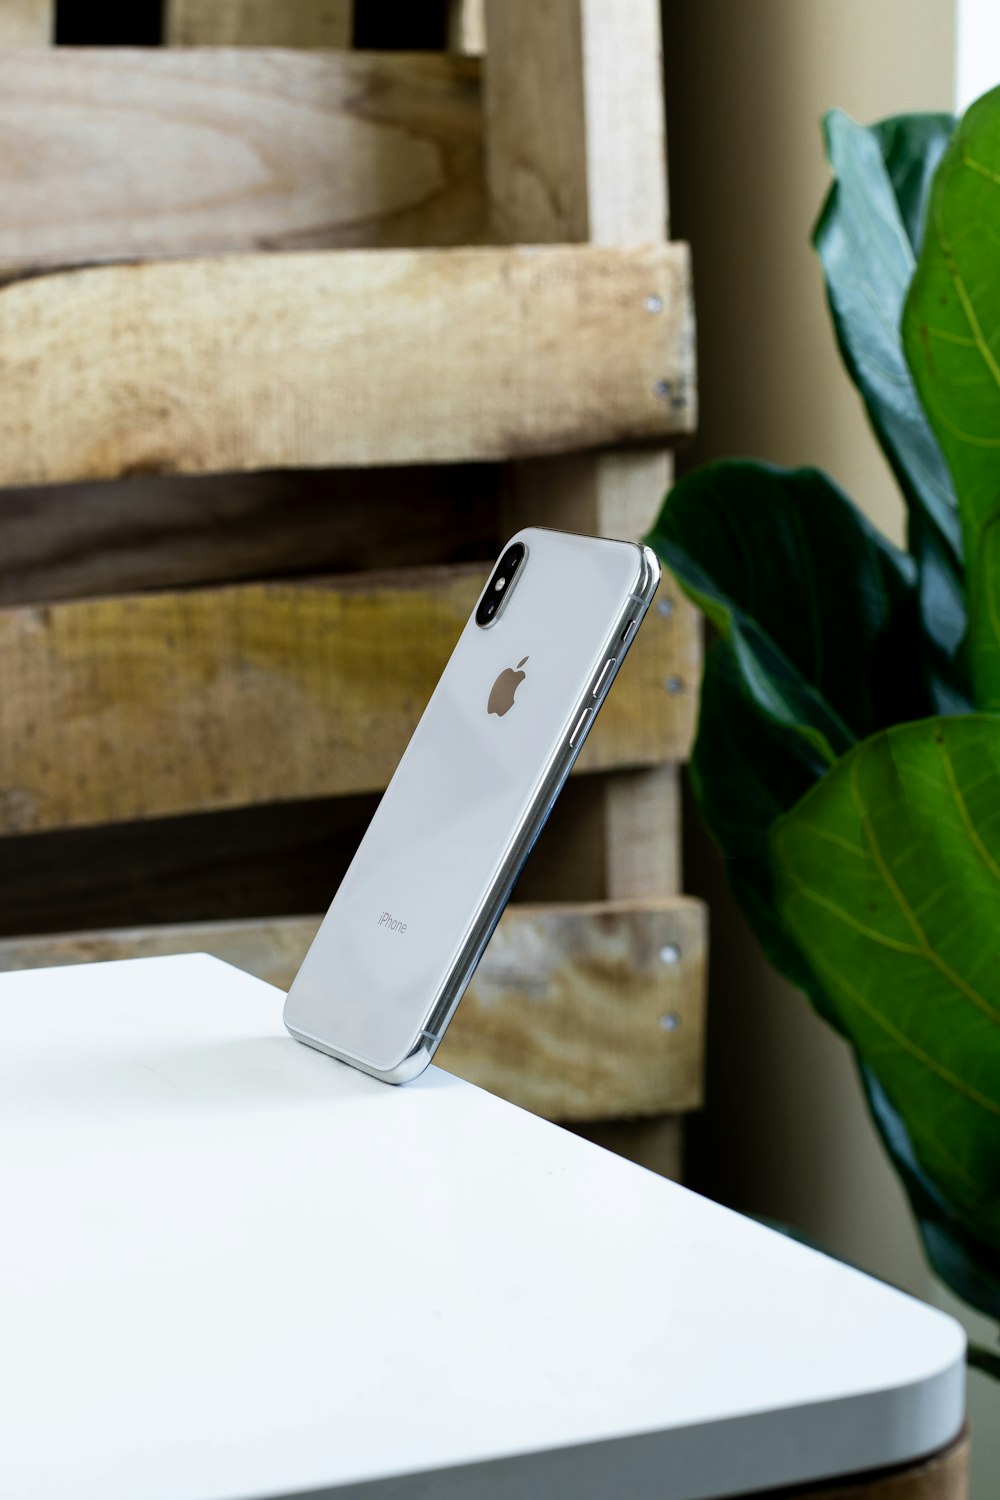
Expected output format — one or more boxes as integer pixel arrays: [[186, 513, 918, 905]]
[[0, 562, 697, 836], [485, 0, 692, 912], [484, 0, 668, 246], [0, 243, 694, 487], [0, 775, 621, 944], [0, 50, 486, 278], [0, 2, 52, 45], [165, 0, 352, 47], [0, 794, 379, 939], [447, 0, 485, 53], [0, 464, 499, 607], [0, 896, 707, 1119]]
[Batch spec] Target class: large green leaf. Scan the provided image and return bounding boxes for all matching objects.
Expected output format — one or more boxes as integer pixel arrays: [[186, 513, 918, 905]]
[[862, 1062, 1000, 1321], [647, 461, 928, 763], [772, 715, 1000, 1311], [905, 85, 1000, 557], [970, 505, 1000, 711], [814, 110, 964, 703], [689, 639, 826, 1001], [873, 113, 957, 256], [904, 86, 1000, 710]]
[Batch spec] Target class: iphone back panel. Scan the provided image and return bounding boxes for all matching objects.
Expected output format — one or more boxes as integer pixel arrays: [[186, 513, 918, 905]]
[[283, 527, 660, 1083]]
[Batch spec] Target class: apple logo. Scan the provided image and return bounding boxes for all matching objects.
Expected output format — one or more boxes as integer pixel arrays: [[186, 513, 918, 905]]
[[488, 656, 529, 717]]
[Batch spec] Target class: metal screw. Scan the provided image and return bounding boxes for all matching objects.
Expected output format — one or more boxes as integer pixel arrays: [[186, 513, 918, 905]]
[[659, 1012, 681, 1032], [659, 943, 681, 966], [665, 675, 684, 695], [656, 597, 674, 618], [653, 378, 672, 400], [644, 294, 663, 314]]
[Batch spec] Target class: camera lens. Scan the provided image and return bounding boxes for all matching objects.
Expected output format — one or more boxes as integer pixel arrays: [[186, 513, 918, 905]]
[[476, 540, 526, 627]]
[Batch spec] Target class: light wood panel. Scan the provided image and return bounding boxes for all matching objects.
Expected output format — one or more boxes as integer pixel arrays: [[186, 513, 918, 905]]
[[0, 50, 486, 277], [447, 0, 485, 54], [484, 0, 668, 247], [0, 243, 693, 487], [0, 897, 706, 1120], [0, 563, 698, 836], [165, 0, 352, 47], [485, 0, 694, 912], [0, 1, 51, 45]]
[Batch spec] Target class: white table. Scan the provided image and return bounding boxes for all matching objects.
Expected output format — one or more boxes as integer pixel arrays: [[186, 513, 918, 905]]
[[0, 955, 964, 1500]]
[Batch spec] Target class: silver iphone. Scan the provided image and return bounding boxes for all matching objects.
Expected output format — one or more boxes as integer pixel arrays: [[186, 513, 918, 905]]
[[284, 526, 660, 1083]]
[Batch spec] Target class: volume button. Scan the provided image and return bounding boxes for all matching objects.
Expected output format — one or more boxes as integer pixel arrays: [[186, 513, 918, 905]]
[[568, 707, 592, 749], [591, 657, 616, 698]]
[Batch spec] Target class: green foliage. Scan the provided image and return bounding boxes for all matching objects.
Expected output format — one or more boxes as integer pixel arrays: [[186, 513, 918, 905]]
[[774, 718, 1000, 1317], [645, 85, 1000, 1338], [814, 108, 966, 708], [904, 90, 1000, 713]]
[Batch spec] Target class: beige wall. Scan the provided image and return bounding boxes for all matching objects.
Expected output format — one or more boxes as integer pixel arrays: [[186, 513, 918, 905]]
[[664, 2, 997, 1493]]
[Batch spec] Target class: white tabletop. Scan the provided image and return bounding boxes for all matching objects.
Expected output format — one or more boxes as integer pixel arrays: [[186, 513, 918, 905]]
[[0, 955, 963, 1500]]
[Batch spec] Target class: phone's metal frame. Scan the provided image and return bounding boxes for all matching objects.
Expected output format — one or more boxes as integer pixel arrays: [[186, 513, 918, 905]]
[[285, 542, 661, 1085]]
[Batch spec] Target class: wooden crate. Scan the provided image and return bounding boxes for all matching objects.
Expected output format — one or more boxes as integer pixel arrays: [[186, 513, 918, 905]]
[[0, 0, 704, 1165]]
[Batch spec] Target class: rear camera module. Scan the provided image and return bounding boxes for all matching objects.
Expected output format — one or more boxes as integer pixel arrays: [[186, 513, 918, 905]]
[[476, 541, 526, 627]]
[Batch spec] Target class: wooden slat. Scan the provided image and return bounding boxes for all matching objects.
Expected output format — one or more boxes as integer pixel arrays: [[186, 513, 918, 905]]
[[0, 776, 626, 944], [0, 562, 697, 836], [0, 51, 486, 278], [447, 0, 485, 53], [486, 1, 692, 910], [0, 896, 706, 1119], [0, 794, 379, 939], [484, 0, 667, 247], [0, 2, 52, 45], [0, 243, 694, 487], [0, 465, 499, 608], [165, 0, 352, 47]]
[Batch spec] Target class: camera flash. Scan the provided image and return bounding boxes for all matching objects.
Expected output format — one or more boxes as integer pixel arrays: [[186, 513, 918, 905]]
[[495, 577, 507, 591]]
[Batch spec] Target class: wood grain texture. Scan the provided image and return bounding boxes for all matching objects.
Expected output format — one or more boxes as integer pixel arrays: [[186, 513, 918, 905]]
[[0, 896, 706, 1119], [486, 0, 693, 907], [0, 243, 693, 486], [0, 1, 51, 45], [484, 0, 668, 245], [165, 0, 352, 47], [0, 50, 486, 277], [0, 464, 499, 607], [0, 562, 697, 835]]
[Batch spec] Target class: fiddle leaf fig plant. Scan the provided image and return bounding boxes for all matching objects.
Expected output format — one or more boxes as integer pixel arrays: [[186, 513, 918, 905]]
[[646, 85, 1000, 1367]]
